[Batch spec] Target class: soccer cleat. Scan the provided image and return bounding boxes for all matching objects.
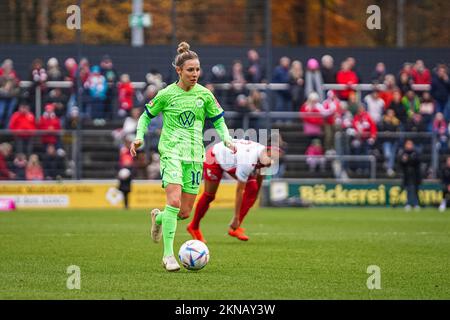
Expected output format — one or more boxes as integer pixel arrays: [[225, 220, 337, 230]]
[[228, 227, 249, 241], [162, 255, 180, 272], [187, 223, 207, 244], [150, 208, 162, 243]]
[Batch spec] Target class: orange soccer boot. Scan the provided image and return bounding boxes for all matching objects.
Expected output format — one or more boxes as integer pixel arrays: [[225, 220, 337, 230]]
[[228, 227, 249, 241], [187, 223, 207, 244]]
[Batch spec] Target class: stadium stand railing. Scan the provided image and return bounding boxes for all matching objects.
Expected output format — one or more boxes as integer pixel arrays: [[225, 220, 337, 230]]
[[2, 80, 438, 181]]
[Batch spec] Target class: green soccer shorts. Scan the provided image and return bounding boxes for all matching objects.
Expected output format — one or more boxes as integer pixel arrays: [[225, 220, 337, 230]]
[[160, 157, 204, 195]]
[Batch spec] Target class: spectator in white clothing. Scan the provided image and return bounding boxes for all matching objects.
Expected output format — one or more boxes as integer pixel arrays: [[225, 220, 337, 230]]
[[364, 89, 385, 126], [112, 107, 141, 146]]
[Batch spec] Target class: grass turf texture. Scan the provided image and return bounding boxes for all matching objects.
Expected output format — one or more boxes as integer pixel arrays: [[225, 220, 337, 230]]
[[0, 207, 449, 299]]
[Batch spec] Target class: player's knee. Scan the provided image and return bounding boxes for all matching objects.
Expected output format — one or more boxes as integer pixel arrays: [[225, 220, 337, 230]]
[[178, 212, 189, 220], [167, 197, 181, 208], [245, 180, 259, 202], [180, 202, 196, 218], [203, 191, 216, 202]]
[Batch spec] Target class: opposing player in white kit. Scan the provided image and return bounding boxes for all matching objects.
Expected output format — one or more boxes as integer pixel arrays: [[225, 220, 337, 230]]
[[187, 139, 278, 243]]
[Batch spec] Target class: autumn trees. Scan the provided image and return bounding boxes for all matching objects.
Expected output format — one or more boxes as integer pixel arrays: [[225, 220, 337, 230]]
[[0, 0, 448, 47]]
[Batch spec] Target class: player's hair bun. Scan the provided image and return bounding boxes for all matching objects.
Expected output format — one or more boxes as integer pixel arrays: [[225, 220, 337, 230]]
[[174, 41, 198, 68], [177, 42, 190, 54]]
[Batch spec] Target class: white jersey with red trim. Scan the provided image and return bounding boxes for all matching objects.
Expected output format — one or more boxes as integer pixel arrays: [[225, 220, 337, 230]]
[[212, 139, 266, 182]]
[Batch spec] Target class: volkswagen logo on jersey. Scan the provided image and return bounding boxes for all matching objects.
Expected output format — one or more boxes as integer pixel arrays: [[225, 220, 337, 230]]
[[179, 111, 195, 128]]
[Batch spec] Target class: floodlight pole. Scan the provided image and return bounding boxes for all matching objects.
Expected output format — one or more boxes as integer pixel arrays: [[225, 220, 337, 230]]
[[396, 0, 405, 47], [263, 0, 273, 206], [265, 0, 272, 131], [75, 0, 83, 180], [171, 0, 177, 82], [319, 0, 325, 46], [131, 0, 144, 47]]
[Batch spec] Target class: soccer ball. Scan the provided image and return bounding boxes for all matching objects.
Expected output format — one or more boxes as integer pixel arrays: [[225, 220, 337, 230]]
[[178, 240, 210, 271]]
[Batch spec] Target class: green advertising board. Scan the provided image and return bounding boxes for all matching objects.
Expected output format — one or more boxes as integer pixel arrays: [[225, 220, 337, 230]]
[[269, 181, 443, 207]]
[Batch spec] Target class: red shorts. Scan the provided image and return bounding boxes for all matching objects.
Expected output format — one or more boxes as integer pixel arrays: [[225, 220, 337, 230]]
[[203, 148, 224, 182], [204, 148, 257, 183]]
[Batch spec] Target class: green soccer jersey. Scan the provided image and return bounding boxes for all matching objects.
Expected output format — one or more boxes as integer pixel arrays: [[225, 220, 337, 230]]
[[136, 82, 231, 162]]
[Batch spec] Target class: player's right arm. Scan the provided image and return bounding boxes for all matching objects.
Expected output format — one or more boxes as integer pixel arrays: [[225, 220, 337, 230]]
[[131, 90, 167, 157]]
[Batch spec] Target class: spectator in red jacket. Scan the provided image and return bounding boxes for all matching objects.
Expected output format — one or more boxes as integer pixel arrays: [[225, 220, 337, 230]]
[[299, 92, 324, 140], [305, 138, 326, 173], [346, 57, 363, 81], [78, 58, 90, 86], [379, 74, 397, 108], [118, 73, 135, 118], [411, 60, 431, 85], [432, 112, 448, 153], [64, 57, 78, 82], [0, 142, 15, 180], [352, 105, 378, 142], [9, 103, 36, 156], [320, 90, 342, 151], [348, 105, 377, 174], [336, 60, 359, 101], [38, 103, 62, 148]]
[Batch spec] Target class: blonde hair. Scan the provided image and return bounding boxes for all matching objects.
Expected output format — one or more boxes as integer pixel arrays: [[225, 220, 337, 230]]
[[28, 154, 40, 166], [0, 142, 12, 155], [173, 41, 199, 68], [289, 60, 303, 79]]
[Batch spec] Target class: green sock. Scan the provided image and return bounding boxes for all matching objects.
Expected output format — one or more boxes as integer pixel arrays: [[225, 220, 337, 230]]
[[155, 211, 186, 226], [155, 211, 163, 225], [162, 205, 180, 257]]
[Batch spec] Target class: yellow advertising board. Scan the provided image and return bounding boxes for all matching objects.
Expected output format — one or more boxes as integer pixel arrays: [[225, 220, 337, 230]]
[[0, 180, 236, 209]]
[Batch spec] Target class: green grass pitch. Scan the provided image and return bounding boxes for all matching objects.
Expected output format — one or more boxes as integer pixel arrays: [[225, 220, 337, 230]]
[[0, 207, 449, 299]]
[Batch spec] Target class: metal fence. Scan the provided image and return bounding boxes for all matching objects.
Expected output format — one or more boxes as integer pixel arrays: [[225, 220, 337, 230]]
[[1, 128, 442, 181], [3, 80, 441, 181], [335, 130, 440, 179], [18, 80, 430, 123]]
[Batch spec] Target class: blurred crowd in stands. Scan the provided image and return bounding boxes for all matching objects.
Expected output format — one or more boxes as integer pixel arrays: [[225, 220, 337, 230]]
[[0, 49, 449, 181]]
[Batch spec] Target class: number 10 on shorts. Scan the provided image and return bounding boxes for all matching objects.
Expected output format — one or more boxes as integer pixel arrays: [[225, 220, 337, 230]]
[[191, 171, 201, 186]]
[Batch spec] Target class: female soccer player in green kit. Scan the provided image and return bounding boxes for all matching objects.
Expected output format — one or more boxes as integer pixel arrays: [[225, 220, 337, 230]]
[[130, 41, 235, 271]]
